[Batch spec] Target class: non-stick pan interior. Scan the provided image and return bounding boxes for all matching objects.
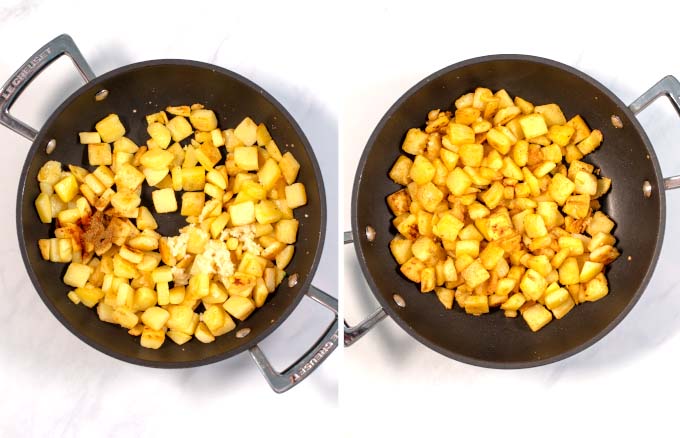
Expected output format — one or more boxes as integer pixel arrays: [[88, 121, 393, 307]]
[[353, 55, 665, 367], [19, 61, 325, 367]]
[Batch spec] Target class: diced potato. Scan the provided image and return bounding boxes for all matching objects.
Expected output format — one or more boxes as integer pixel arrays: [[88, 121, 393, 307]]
[[147, 123, 172, 149], [584, 273, 609, 302], [520, 268, 546, 301], [95, 114, 126, 143], [181, 192, 205, 217], [140, 148, 174, 170], [79, 131, 101, 144], [63, 263, 94, 288], [54, 174, 79, 203], [35, 193, 52, 223], [189, 109, 218, 132], [534, 104, 566, 127], [140, 326, 165, 349], [559, 257, 580, 285], [141, 306, 170, 331], [229, 201, 255, 226], [152, 188, 178, 213], [461, 260, 490, 289], [223, 296, 256, 321], [233, 146, 259, 171], [577, 130, 603, 155], [464, 295, 489, 316], [522, 303, 552, 332], [275, 218, 299, 244], [519, 113, 548, 139], [285, 183, 307, 209]]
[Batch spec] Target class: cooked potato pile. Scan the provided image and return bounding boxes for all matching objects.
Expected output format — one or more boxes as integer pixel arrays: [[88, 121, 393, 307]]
[[388, 87, 619, 332], [35, 104, 307, 348]]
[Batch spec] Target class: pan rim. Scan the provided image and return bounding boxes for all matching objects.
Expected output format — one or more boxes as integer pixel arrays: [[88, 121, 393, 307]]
[[351, 53, 666, 368], [16, 59, 327, 368]]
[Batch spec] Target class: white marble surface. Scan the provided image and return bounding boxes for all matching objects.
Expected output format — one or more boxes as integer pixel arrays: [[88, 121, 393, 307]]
[[342, 2, 680, 436], [0, 1, 338, 437]]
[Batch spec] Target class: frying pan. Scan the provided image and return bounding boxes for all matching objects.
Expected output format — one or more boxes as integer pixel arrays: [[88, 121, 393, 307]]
[[0, 34, 338, 392], [345, 55, 680, 368]]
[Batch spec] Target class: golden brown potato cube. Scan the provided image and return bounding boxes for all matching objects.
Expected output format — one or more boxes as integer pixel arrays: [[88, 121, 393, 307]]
[[587, 211, 615, 236], [519, 268, 546, 301], [579, 261, 604, 283], [254, 200, 281, 225], [165, 105, 191, 117], [455, 107, 480, 125], [584, 273, 609, 302], [400, 257, 426, 283], [563, 194, 590, 219], [390, 236, 413, 265], [411, 236, 440, 265], [524, 213, 548, 238], [402, 128, 428, 155], [514, 96, 534, 114], [547, 124, 575, 146], [408, 155, 435, 185], [140, 326, 165, 349], [479, 244, 504, 270], [114, 163, 144, 192], [558, 257, 580, 285], [548, 173, 575, 205], [257, 158, 282, 192], [279, 152, 301, 185], [189, 109, 218, 132], [196, 142, 222, 169], [480, 181, 504, 210], [166, 305, 196, 334], [493, 106, 521, 126], [152, 188, 177, 213], [389, 155, 413, 186], [202, 305, 233, 336], [147, 122, 172, 149], [519, 114, 548, 139], [63, 262, 94, 288], [141, 306, 170, 331], [79, 131, 101, 144], [456, 240, 480, 259], [167, 330, 191, 346], [140, 148, 174, 170], [500, 293, 525, 311], [590, 245, 620, 265], [576, 129, 603, 155], [223, 296, 256, 321], [432, 211, 464, 241], [534, 104, 566, 127], [275, 218, 299, 244], [193, 322, 215, 343], [233, 117, 258, 146], [54, 174, 79, 203], [420, 267, 435, 292], [566, 115, 591, 144], [87, 143, 113, 166], [446, 123, 475, 145], [445, 167, 472, 197], [181, 192, 205, 216], [285, 183, 307, 209], [461, 260, 490, 289], [165, 116, 193, 143], [387, 189, 411, 216], [435, 287, 454, 309], [95, 114, 126, 143], [455, 92, 473, 109], [486, 128, 513, 154], [522, 303, 552, 331], [458, 143, 484, 167], [464, 295, 489, 316], [416, 182, 443, 213]]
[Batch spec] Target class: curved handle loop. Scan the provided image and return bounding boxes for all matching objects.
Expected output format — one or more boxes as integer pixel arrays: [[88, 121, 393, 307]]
[[0, 34, 95, 141], [249, 285, 338, 393]]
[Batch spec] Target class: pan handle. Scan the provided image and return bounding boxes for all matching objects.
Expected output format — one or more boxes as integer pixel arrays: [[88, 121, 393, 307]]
[[249, 285, 338, 393], [629, 75, 680, 190], [343, 231, 388, 347], [0, 34, 95, 141]]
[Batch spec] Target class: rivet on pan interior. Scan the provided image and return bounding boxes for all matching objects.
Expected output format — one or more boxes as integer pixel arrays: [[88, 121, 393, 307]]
[[643, 180, 652, 198], [45, 139, 56, 154], [95, 89, 109, 101], [365, 225, 376, 242], [288, 273, 299, 288], [393, 293, 406, 308], [235, 328, 251, 338], [611, 115, 623, 129]]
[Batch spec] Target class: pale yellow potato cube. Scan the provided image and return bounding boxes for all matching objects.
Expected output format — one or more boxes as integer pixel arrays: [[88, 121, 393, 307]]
[[140, 326, 165, 349], [152, 188, 178, 213], [181, 192, 205, 216], [279, 152, 300, 185], [519, 114, 548, 139], [63, 263, 94, 288], [234, 146, 259, 171], [229, 201, 255, 226], [189, 109, 218, 132], [54, 174, 79, 203], [285, 182, 307, 209], [79, 132, 101, 144]]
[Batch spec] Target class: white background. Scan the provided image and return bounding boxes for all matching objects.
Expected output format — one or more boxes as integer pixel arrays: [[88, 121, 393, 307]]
[[342, 1, 680, 436], [0, 1, 338, 437]]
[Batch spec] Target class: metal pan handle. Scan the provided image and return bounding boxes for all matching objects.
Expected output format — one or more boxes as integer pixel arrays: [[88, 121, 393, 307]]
[[629, 75, 680, 191], [343, 231, 387, 347], [0, 34, 95, 141], [249, 285, 338, 393]]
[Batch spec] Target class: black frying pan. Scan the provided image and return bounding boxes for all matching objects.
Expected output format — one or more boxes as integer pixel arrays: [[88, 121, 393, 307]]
[[345, 55, 680, 368], [1, 34, 338, 392]]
